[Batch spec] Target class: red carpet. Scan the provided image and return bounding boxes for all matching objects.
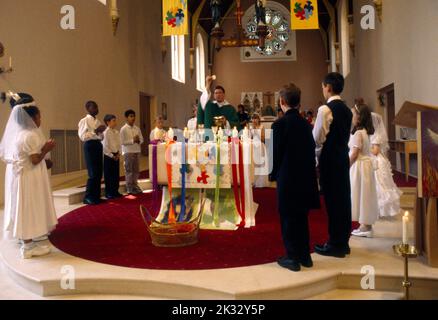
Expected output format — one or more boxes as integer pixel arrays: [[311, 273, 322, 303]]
[[393, 171, 417, 188], [49, 189, 359, 270]]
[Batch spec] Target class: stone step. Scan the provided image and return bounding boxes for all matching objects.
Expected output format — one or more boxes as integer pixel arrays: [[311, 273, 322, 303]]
[[53, 179, 152, 205], [400, 187, 417, 194], [307, 289, 404, 300]]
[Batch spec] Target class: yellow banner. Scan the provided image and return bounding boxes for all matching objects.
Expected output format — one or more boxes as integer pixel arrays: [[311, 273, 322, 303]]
[[291, 0, 319, 30], [163, 0, 189, 36]]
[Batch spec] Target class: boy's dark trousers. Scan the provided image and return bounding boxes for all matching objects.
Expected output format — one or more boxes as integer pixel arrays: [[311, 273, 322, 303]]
[[104, 154, 120, 197], [279, 205, 310, 260], [84, 140, 103, 202]]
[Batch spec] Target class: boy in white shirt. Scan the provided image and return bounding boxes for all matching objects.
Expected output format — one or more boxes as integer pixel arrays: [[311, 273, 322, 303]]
[[187, 105, 198, 131], [102, 114, 123, 199], [78, 101, 106, 205], [120, 109, 144, 194], [149, 116, 166, 142]]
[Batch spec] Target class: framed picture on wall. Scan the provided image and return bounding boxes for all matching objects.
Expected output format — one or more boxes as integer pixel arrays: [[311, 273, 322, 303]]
[[162, 103, 167, 120]]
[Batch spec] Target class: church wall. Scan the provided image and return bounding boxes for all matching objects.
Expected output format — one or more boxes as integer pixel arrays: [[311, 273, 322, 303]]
[[343, 0, 438, 174], [212, 1, 328, 112], [0, 0, 202, 204]]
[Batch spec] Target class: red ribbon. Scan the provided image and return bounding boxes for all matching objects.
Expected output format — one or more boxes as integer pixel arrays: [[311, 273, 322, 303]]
[[231, 137, 245, 227], [238, 141, 246, 226]]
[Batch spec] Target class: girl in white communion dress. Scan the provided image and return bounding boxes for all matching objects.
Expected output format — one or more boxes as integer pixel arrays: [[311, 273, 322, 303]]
[[250, 113, 270, 188], [349, 104, 379, 238], [370, 112, 402, 218], [0, 94, 58, 259]]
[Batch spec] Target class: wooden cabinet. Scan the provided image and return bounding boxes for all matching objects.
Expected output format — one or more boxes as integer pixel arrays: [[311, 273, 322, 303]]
[[389, 140, 417, 182]]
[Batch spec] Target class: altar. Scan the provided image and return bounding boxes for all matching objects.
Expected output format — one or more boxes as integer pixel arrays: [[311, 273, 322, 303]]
[[148, 131, 269, 231]]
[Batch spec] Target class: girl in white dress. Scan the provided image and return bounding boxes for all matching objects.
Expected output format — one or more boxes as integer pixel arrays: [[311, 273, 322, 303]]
[[250, 113, 270, 188], [370, 113, 402, 218], [0, 94, 58, 259], [349, 104, 379, 238]]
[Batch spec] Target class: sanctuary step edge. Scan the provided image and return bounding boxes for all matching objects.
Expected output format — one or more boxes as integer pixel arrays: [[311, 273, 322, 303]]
[[53, 179, 152, 205]]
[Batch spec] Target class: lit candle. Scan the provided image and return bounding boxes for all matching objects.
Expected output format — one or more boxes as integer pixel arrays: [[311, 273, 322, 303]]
[[402, 211, 409, 245], [168, 128, 174, 141], [232, 126, 238, 138], [242, 126, 250, 142], [183, 127, 189, 140], [9, 56, 12, 69]]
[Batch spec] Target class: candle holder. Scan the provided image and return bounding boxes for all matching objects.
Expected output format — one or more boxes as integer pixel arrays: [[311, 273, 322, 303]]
[[392, 243, 418, 300]]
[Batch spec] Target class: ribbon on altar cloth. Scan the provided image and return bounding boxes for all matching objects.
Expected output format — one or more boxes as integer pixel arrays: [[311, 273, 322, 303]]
[[213, 137, 221, 226], [238, 140, 246, 225], [149, 139, 161, 214], [177, 139, 187, 222], [242, 139, 256, 228], [231, 136, 245, 227], [150, 140, 160, 192], [165, 140, 176, 224]]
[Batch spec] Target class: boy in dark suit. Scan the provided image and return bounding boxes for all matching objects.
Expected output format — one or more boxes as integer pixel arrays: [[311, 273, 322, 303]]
[[270, 83, 320, 272], [313, 72, 353, 258]]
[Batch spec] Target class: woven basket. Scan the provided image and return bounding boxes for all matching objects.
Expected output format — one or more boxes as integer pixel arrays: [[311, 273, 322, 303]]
[[140, 201, 204, 248]]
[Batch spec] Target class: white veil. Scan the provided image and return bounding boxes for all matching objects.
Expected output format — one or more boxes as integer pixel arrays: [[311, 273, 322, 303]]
[[371, 112, 389, 154], [0, 104, 38, 164], [1, 102, 44, 240]]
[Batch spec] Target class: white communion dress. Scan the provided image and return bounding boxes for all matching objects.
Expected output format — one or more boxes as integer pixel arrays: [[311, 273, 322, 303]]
[[3, 128, 58, 240], [349, 129, 379, 225], [374, 153, 402, 217], [370, 112, 402, 218]]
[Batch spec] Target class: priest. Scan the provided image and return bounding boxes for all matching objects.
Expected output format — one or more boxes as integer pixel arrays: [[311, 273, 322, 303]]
[[197, 76, 241, 131]]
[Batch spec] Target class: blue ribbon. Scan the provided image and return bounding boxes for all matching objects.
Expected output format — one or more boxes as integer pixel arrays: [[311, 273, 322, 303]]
[[178, 140, 187, 222]]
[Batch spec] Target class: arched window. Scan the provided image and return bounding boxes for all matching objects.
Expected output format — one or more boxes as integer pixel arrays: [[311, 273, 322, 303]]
[[196, 33, 206, 92], [171, 35, 185, 83]]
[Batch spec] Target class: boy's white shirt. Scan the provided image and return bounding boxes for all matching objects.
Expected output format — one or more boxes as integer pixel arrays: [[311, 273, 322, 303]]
[[313, 95, 342, 162], [78, 114, 103, 142], [120, 123, 144, 155], [149, 127, 166, 141], [102, 127, 121, 158], [187, 117, 197, 131]]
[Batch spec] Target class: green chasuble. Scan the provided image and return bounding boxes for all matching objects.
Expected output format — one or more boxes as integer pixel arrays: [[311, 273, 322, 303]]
[[197, 101, 241, 131]]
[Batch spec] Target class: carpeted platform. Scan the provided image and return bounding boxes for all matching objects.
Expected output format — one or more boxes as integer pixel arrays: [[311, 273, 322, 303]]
[[49, 189, 358, 270]]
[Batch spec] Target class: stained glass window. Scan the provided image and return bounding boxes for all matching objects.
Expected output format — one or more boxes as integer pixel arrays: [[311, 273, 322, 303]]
[[245, 7, 291, 56]]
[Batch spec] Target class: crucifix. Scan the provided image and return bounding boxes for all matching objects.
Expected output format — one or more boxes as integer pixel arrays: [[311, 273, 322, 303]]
[[235, 0, 244, 27]]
